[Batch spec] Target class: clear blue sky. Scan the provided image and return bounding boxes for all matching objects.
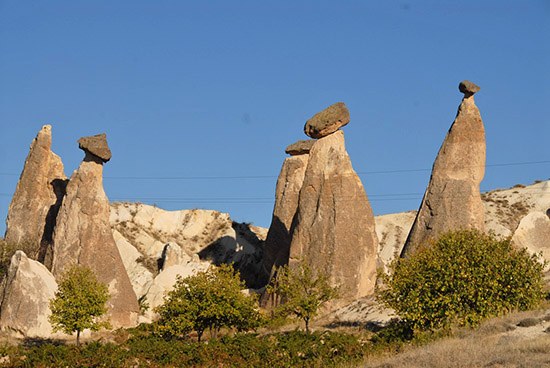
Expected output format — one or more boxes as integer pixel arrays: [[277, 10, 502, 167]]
[[1, 1, 549, 234]]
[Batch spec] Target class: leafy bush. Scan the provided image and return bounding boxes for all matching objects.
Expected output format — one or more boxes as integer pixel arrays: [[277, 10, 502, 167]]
[[377, 230, 546, 331], [267, 262, 338, 333], [155, 264, 263, 341], [49, 265, 111, 345], [2, 331, 368, 368]]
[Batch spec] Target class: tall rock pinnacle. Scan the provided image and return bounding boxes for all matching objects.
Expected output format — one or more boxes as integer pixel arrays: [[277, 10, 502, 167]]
[[401, 81, 486, 257], [51, 133, 139, 327], [260, 140, 312, 287], [4, 125, 67, 266], [289, 128, 379, 302]]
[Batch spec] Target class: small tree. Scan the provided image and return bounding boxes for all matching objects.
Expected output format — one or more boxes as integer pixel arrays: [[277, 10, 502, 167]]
[[267, 262, 339, 333], [155, 264, 263, 341], [49, 265, 110, 346], [377, 230, 546, 332]]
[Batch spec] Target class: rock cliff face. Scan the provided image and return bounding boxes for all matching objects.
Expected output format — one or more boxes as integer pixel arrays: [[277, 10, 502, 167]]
[[401, 81, 486, 257], [4, 125, 67, 265], [51, 134, 139, 328], [289, 131, 379, 301], [260, 146, 310, 286], [0, 251, 58, 338], [109, 202, 267, 303], [512, 212, 550, 271]]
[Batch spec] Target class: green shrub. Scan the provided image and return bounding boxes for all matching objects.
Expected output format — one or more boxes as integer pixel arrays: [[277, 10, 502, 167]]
[[155, 264, 263, 341], [377, 230, 546, 331], [49, 265, 111, 346], [267, 262, 339, 333]]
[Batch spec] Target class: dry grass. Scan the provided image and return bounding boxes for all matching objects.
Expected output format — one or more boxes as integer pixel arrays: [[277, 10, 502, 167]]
[[361, 309, 550, 368], [362, 335, 550, 368]]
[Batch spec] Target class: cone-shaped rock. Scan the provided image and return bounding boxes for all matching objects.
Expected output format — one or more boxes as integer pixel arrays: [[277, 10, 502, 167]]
[[0, 251, 58, 338], [401, 81, 485, 257], [52, 134, 139, 327], [260, 142, 311, 286], [289, 131, 378, 302], [4, 125, 67, 265]]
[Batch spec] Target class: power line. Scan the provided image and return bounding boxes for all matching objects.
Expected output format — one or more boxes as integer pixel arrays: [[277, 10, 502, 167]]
[[0, 159, 548, 180]]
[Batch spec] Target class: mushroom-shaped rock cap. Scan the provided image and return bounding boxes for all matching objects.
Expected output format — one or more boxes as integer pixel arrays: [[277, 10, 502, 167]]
[[304, 102, 350, 139], [459, 80, 480, 96], [285, 139, 316, 156], [78, 133, 112, 162]]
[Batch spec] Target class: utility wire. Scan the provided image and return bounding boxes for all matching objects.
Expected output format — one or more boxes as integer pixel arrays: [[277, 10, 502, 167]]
[[0, 159, 548, 180]]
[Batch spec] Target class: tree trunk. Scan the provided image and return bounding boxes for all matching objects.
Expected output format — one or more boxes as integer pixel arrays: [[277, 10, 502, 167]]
[[76, 330, 81, 347], [197, 330, 203, 343], [305, 318, 310, 334]]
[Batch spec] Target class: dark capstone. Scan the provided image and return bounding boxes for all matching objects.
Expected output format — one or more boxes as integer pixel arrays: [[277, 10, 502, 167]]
[[459, 80, 480, 96], [78, 133, 112, 163], [285, 139, 315, 156], [304, 102, 350, 139]]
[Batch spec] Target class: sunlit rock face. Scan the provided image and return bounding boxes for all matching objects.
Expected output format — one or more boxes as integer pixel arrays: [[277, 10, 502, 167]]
[[4, 125, 67, 266], [289, 130, 379, 303], [401, 81, 486, 257], [52, 134, 139, 328]]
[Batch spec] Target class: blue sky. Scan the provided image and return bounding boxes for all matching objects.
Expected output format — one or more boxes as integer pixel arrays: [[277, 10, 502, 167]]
[[1, 1, 549, 234]]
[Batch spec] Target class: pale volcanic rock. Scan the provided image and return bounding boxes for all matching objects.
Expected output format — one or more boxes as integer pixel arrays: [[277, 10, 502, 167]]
[[260, 153, 309, 286], [483, 180, 550, 238], [375, 211, 417, 273], [77, 133, 112, 162], [109, 203, 266, 288], [161, 243, 188, 271], [0, 251, 59, 338], [4, 125, 67, 264], [289, 130, 379, 302], [304, 102, 350, 138], [285, 139, 315, 156], [512, 212, 550, 271], [52, 135, 139, 328], [113, 230, 154, 298], [143, 262, 210, 320], [401, 81, 486, 257]]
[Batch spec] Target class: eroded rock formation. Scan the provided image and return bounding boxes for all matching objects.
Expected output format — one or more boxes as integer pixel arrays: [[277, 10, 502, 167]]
[[0, 251, 58, 338], [284, 139, 315, 155], [260, 141, 311, 286], [289, 130, 379, 302], [512, 211, 550, 271], [401, 81, 486, 257], [52, 134, 139, 328], [304, 102, 350, 139], [4, 125, 67, 265]]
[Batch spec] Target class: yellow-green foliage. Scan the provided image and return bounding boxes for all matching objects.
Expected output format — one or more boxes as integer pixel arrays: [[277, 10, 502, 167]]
[[267, 263, 339, 333], [378, 230, 546, 331], [49, 265, 110, 345], [155, 264, 262, 341]]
